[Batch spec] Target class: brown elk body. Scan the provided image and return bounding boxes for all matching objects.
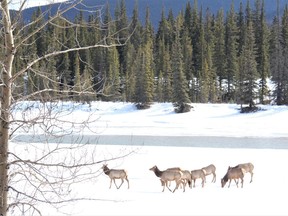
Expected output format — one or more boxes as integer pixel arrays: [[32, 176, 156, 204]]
[[201, 164, 216, 183], [102, 164, 129, 189], [221, 167, 244, 188], [191, 169, 206, 188], [231, 163, 254, 183], [149, 165, 184, 193]]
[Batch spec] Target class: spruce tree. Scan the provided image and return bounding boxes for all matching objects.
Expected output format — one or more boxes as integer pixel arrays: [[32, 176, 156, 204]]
[[204, 8, 217, 103], [225, 3, 239, 102], [115, 0, 129, 78], [73, 51, 81, 102], [181, 27, 193, 100], [191, 0, 202, 83], [172, 14, 191, 113], [270, 5, 285, 105], [237, 20, 258, 111], [124, 42, 136, 102], [237, 2, 246, 56], [162, 43, 173, 102], [281, 5, 288, 104], [257, 0, 270, 104], [134, 7, 154, 109], [214, 8, 226, 98]]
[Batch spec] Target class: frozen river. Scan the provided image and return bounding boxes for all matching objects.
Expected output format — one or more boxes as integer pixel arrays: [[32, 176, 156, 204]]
[[14, 134, 288, 149]]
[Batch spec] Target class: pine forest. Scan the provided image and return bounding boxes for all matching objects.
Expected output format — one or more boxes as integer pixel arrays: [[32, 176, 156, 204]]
[[4, 0, 288, 113]]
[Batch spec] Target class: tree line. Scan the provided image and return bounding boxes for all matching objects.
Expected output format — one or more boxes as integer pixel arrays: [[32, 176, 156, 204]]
[[4, 0, 288, 112]]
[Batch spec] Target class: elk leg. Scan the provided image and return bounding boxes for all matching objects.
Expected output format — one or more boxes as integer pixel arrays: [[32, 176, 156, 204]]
[[250, 172, 253, 183], [212, 173, 216, 183], [117, 179, 124, 189], [173, 180, 182, 193], [193, 179, 196, 188], [241, 178, 244, 188], [201, 178, 205, 188], [188, 179, 192, 188], [180, 180, 184, 189], [228, 179, 232, 188], [235, 179, 239, 188], [125, 177, 130, 189], [109, 179, 113, 189], [181, 179, 185, 192], [113, 179, 119, 189], [166, 181, 173, 192]]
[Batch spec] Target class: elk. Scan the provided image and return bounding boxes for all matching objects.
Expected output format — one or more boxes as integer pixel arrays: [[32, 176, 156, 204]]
[[221, 167, 244, 188], [201, 164, 216, 183], [166, 167, 192, 188], [191, 169, 206, 188], [230, 163, 254, 183], [101, 164, 129, 189], [149, 165, 184, 192]]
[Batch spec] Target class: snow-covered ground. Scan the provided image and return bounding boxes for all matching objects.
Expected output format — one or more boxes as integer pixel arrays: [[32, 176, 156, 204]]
[[11, 102, 288, 216], [61, 102, 288, 137]]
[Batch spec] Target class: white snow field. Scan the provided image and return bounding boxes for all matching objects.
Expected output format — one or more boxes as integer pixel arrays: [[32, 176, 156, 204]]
[[11, 102, 288, 216]]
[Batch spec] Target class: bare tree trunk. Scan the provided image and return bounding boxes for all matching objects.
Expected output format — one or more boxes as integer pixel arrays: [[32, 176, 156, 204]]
[[0, 0, 14, 215]]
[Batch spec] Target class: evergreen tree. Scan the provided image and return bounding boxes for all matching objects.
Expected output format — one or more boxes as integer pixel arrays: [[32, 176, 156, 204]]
[[237, 20, 258, 110], [115, 0, 129, 78], [129, 2, 143, 51], [196, 8, 206, 103], [104, 45, 121, 101], [257, 0, 270, 104], [134, 7, 154, 109], [181, 27, 194, 101], [24, 9, 42, 98], [237, 2, 246, 56], [214, 8, 226, 98], [270, 4, 285, 105], [191, 0, 202, 82], [101, 3, 122, 101], [73, 51, 81, 102], [172, 14, 191, 113], [280, 5, 288, 104], [124, 42, 136, 102], [225, 3, 239, 102], [204, 8, 217, 103]]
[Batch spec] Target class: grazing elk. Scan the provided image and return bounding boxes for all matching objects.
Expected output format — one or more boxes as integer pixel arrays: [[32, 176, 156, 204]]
[[149, 165, 184, 193], [102, 164, 129, 189], [190, 169, 206, 188], [221, 167, 244, 188], [229, 163, 254, 183], [201, 164, 216, 183]]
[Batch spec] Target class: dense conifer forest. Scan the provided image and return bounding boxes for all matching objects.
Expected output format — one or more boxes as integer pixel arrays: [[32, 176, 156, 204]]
[[4, 0, 288, 112]]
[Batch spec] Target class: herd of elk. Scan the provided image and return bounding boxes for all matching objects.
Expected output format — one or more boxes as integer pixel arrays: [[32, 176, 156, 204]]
[[101, 162, 254, 192]]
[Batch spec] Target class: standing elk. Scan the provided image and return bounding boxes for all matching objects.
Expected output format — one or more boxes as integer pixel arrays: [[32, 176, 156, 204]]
[[149, 165, 184, 193], [221, 167, 244, 188], [229, 163, 254, 183], [201, 164, 216, 183], [166, 167, 192, 189], [191, 169, 206, 188], [102, 164, 129, 189]]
